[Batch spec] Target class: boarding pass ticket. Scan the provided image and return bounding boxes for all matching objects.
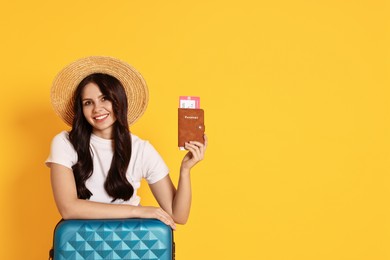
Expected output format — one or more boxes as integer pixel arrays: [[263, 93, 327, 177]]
[[179, 96, 200, 109]]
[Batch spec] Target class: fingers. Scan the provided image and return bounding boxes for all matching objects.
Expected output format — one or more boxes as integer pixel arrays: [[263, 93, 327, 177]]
[[154, 208, 177, 230], [138, 206, 176, 230], [184, 143, 200, 162], [181, 134, 208, 170], [191, 134, 208, 152], [184, 141, 205, 161]]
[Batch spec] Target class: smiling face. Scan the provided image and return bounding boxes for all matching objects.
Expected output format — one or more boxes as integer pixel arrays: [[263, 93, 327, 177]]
[[81, 82, 117, 139]]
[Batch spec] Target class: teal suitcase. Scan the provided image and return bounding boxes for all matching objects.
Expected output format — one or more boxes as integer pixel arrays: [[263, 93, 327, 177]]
[[49, 219, 175, 260]]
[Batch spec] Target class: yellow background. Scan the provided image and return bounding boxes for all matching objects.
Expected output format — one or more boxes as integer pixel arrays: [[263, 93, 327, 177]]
[[0, 1, 389, 259]]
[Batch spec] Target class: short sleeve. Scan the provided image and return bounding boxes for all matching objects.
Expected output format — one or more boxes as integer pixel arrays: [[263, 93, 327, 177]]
[[142, 141, 169, 184], [45, 131, 77, 169]]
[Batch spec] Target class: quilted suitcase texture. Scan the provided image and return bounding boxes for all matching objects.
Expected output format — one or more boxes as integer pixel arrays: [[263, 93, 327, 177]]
[[51, 219, 174, 260]]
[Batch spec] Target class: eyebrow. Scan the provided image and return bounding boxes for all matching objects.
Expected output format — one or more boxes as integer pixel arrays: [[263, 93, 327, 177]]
[[82, 94, 105, 102]]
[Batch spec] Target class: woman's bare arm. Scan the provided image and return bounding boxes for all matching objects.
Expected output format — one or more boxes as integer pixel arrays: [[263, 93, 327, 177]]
[[149, 136, 207, 224], [50, 163, 176, 229]]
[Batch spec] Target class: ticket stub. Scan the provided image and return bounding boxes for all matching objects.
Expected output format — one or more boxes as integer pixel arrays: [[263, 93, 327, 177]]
[[179, 96, 200, 109]]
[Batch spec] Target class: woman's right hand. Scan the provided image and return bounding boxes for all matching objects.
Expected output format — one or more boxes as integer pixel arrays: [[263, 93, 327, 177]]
[[134, 206, 176, 230]]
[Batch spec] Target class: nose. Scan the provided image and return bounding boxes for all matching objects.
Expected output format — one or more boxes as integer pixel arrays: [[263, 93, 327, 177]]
[[92, 101, 103, 113]]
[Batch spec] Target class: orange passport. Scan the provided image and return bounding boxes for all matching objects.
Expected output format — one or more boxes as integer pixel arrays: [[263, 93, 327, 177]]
[[178, 108, 205, 148]]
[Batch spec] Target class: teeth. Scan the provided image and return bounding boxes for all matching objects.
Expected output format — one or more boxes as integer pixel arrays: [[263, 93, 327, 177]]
[[95, 114, 108, 120]]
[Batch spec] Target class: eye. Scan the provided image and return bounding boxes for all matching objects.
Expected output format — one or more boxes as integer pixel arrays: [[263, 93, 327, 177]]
[[83, 100, 92, 106], [101, 96, 109, 102]]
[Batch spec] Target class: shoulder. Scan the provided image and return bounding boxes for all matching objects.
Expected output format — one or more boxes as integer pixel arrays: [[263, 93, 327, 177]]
[[51, 131, 71, 145], [50, 131, 74, 151], [131, 133, 148, 149], [46, 131, 77, 168], [53, 130, 70, 140], [131, 134, 156, 154], [130, 134, 168, 183]]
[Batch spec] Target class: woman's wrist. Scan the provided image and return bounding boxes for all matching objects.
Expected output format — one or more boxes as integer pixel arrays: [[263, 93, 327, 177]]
[[180, 166, 191, 176], [129, 204, 141, 218]]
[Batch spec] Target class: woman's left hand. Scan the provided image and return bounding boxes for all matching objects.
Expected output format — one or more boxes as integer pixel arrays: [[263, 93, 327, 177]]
[[181, 135, 208, 172]]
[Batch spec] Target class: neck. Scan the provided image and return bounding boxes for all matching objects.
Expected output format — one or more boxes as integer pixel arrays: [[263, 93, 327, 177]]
[[92, 129, 113, 140]]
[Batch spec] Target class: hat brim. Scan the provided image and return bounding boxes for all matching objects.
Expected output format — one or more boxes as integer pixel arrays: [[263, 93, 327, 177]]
[[51, 56, 149, 126]]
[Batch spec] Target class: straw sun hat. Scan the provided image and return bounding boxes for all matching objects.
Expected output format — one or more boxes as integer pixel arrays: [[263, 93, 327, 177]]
[[51, 56, 149, 126]]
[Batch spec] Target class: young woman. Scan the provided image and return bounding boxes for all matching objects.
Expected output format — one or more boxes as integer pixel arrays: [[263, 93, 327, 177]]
[[46, 56, 207, 230]]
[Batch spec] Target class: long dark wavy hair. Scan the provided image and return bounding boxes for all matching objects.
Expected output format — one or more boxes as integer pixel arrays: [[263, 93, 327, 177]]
[[69, 73, 134, 201]]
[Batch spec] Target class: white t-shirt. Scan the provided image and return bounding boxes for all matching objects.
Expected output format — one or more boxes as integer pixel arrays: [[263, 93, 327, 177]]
[[46, 131, 169, 206]]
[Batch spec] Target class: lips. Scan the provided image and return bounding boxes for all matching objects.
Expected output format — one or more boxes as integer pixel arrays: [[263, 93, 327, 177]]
[[94, 114, 109, 120]]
